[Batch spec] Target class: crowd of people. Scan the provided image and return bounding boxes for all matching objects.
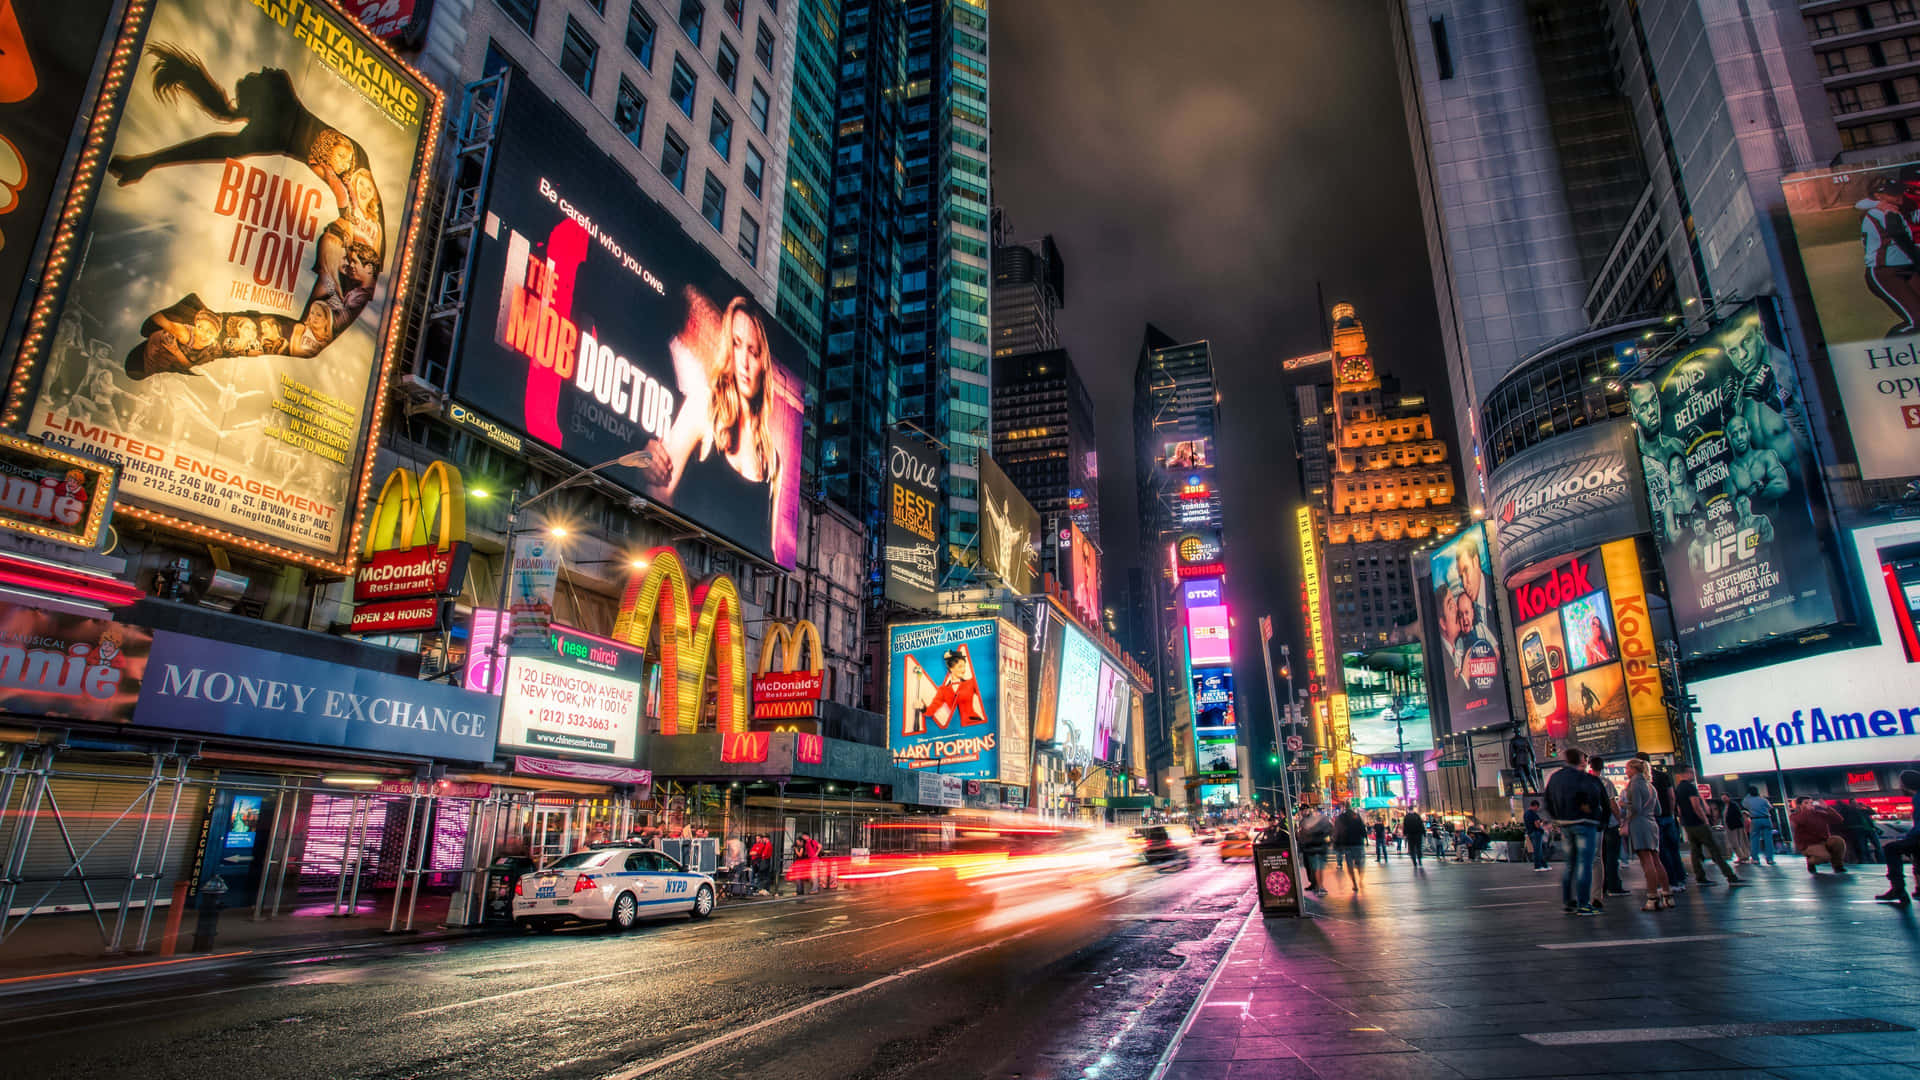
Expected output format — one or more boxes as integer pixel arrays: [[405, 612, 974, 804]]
[[1242, 757, 1920, 910]]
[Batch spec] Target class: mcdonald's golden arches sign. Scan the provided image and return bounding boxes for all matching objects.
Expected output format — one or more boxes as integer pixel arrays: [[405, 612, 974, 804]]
[[350, 462, 470, 634], [753, 620, 826, 723], [612, 546, 750, 736]]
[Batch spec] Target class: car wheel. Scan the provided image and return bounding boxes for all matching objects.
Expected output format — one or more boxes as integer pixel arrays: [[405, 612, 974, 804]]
[[690, 884, 714, 919], [522, 920, 554, 935], [610, 892, 639, 931]]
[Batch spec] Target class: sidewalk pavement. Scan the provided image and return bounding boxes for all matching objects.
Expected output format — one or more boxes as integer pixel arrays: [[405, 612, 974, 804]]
[[1159, 852, 1920, 1079]]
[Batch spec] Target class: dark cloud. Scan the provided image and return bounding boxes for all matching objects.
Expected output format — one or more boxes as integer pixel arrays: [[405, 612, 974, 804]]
[[992, 1, 1460, 750]]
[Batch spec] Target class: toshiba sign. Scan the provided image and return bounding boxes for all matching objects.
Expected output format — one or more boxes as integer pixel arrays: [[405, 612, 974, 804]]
[[1486, 420, 1649, 582]]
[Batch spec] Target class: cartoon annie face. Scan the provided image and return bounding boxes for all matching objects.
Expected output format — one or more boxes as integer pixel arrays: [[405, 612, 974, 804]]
[[96, 627, 123, 663]]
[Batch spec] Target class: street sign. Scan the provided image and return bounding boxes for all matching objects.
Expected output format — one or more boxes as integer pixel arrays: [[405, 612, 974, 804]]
[[1285, 735, 1303, 753], [1437, 757, 1468, 768], [1287, 763, 1309, 772]]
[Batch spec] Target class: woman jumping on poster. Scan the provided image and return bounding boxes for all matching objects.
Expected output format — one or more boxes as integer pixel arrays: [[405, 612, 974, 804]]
[[105, 45, 386, 379]]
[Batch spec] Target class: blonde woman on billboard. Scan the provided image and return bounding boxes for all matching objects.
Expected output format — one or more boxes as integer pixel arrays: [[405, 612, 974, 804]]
[[641, 294, 784, 542], [106, 45, 386, 378]]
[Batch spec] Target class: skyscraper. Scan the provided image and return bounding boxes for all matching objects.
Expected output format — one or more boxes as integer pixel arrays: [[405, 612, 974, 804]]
[[992, 233, 1065, 357], [991, 348, 1098, 549], [775, 0, 843, 488], [817, 0, 991, 579], [1303, 304, 1465, 653], [1133, 327, 1236, 802]]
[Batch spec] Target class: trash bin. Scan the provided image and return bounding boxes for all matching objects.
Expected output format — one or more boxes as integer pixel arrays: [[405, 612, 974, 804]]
[[484, 855, 534, 925], [1252, 843, 1302, 919]]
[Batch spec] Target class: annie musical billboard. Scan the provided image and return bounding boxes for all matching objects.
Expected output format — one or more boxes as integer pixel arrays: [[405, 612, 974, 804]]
[[448, 77, 804, 567], [10, 0, 439, 572]]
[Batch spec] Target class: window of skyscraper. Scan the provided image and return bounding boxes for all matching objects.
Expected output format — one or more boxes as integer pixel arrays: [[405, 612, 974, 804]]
[[754, 18, 775, 68], [738, 212, 760, 265], [701, 171, 727, 231], [724, 0, 744, 28], [709, 103, 733, 159], [749, 80, 771, 132], [616, 78, 647, 148], [495, 0, 538, 37], [626, 1, 657, 66], [560, 17, 598, 93], [717, 38, 740, 91], [671, 56, 698, 115], [743, 143, 764, 197], [679, 0, 705, 45], [660, 127, 690, 190]]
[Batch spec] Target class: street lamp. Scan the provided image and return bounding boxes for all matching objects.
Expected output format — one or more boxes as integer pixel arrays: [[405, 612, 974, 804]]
[[482, 448, 654, 665]]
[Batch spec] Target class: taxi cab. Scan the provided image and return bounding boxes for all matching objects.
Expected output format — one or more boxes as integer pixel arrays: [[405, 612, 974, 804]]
[[1219, 829, 1253, 861], [514, 846, 716, 932]]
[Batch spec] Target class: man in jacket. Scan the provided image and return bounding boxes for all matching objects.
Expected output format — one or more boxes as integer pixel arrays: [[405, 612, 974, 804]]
[[1523, 800, 1550, 871], [1402, 809, 1426, 869], [1675, 766, 1745, 886], [1789, 797, 1848, 875], [1876, 770, 1920, 904], [1545, 747, 1608, 915], [1298, 806, 1333, 895], [1333, 803, 1368, 891]]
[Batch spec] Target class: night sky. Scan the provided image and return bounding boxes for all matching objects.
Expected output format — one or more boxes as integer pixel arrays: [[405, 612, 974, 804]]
[[992, 1, 1463, 760]]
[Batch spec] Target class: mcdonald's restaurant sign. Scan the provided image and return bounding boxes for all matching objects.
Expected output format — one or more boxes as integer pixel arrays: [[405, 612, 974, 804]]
[[612, 546, 749, 736], [350, 462, 470, 635], [752, 619, 825, 724]]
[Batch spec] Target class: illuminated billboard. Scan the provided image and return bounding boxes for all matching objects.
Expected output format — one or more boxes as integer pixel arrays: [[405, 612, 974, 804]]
[[1162, 438, 1213, 469], [1510, 539, 1672, 756], [1186, 604, 1232, 668], [1173, 528, 1225, 579], [1339, 644, 1434, 757], [979, 453, 1039, 593], [1066, 522, 1101, 625], [499, 626, 644, 761], [1424, 522, 1510, 733], [11, 0, 440, 573], [1051, 622, 1101, 772], [1297, 507, 1329, 689], [888, 619, 1021, 782], [1626, 301, 1841, 658], [448, 76, 804, 566], [1784, 161, 1920, 480], [0, 0, 118, 315], [1694, 521, 1920, 774], [884, 432, 941, 609], [1356, 763, 1417, 810]]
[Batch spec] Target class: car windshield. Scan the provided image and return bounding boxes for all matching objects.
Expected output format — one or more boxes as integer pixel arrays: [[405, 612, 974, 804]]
[[549, 851, 615, 870]]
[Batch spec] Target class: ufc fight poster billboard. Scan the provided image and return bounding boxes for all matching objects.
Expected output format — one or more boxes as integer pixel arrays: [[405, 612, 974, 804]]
[[448, 77, 804, 567], [1626, 301, 1841, 659], [10, 0, 439, 572]]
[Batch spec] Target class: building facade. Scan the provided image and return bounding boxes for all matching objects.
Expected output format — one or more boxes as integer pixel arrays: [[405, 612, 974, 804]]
[[992, 233, 1065, 358], [991, 348, 1099, 554]]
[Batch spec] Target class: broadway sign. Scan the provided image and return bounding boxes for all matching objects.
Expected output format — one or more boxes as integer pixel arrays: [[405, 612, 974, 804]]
[[1487, 420, 1648, 582]]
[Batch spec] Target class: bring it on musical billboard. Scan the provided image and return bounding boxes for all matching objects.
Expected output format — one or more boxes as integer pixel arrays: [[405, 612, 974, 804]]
[[5, 0, 441, 574], [888, 619, 1030, 786], [1625, 300, 1841, 659], [446, 75, 805, 567]]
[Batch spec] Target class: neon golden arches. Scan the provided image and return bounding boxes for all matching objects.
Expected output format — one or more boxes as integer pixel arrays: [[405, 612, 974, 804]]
[[757, 620, 824, 676], [612, 546, 749, 735], [363, 460, 467, 558]]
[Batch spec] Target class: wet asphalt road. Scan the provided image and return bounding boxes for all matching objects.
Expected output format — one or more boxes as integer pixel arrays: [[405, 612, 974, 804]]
[[0, 855, 1253, 1080]]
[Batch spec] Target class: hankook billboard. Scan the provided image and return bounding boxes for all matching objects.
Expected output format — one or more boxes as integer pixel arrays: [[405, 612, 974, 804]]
[[1627, 301, 1841, 659], [449, 76, 804, 567], [12, 0, 440, 572], [1487, 420, 1649, 583]]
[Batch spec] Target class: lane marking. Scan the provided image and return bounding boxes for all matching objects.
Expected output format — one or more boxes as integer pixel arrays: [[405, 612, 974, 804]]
[[1106, 913, 1229, 921], [1481, 883, 1562, 891], [771, 915, 915, 946], [402, 956, 703, 1018], [1524, 1017, 1911, 1045], [1465, 901, 1547, 909], [602, 927, 1045, 1079], [1537, 932, 1751, 950]]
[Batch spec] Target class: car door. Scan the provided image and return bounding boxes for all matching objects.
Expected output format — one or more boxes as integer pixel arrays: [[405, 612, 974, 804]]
[[652, 851, 697, 911], [623, 851, 656, 904]]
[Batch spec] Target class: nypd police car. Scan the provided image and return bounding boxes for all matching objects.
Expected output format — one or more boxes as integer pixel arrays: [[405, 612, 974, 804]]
[[514, 846, 716, 931]]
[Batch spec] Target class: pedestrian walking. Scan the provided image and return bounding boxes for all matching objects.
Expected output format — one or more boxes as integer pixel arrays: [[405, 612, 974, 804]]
[[1334, 803, 1368, 892], [1621, 758, 1672, 910], [1523, 799, 1550, 870], [1545, 747, 1607, 915], [1876, 770, 1920, 904], [1372, 818, 1389, 863], [1675, 766, 1744, 886], [1299, 805, 1333, 895], [1742, 787, 1779, 866], [1590, 755, 1628, 899], [1649, 760, 1690, 891], [1720, 792, 1752, 864], [1403, 809, 1426, 870], [1790, 797, 1850, 875]]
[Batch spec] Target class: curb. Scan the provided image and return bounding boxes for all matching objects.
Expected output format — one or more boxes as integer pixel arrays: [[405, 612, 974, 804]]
[[1146, 895, 1259, 1080]]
